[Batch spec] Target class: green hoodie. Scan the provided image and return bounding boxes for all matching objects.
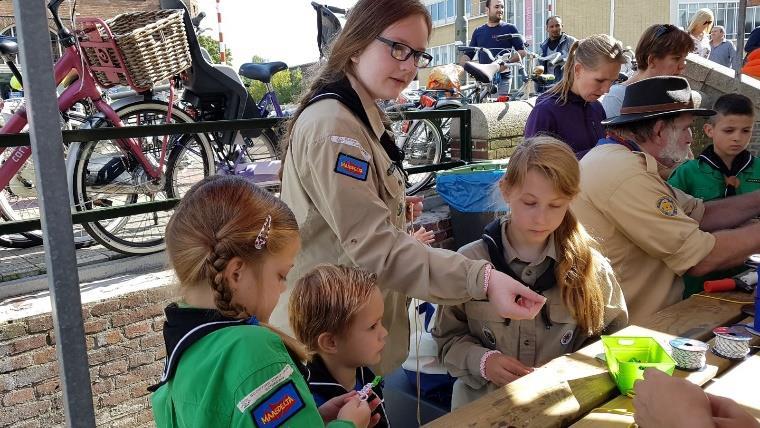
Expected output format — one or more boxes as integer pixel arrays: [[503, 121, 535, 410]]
[[150, 304, 355, 428]]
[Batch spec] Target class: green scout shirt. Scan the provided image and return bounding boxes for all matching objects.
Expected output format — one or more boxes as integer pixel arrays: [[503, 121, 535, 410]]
[[667, 148, 760, 297], [151, 324, 354, 428]]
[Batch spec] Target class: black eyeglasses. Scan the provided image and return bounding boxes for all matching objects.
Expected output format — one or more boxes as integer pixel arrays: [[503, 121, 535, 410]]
[[654, 24, 675, 38], [375, 36, 433, 68]]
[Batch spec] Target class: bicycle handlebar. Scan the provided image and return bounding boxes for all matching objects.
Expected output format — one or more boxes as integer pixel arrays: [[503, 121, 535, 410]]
[[494, 33, 524, 42]]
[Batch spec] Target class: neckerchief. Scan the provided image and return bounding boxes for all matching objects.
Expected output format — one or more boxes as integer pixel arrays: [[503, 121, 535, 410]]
[[698, 144, 754, 196], [597, 132, 642, 152]]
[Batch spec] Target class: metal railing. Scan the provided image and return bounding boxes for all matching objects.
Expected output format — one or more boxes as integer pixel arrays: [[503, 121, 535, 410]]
[[0, 109, 472, 236]]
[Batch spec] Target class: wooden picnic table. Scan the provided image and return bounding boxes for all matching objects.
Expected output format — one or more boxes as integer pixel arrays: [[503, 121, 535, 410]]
[[424, 290, 758, 428]]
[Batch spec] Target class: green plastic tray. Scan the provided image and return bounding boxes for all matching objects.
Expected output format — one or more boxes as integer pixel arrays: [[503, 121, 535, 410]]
[[601, 336, 676, 396]]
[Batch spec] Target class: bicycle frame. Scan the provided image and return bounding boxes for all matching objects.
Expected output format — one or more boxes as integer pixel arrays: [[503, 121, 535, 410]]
[[258, 86, 283, 118], [0, 44, 170, 189]]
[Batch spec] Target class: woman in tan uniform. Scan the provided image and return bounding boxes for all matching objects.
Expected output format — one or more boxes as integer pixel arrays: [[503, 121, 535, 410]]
[[275, 0, 546, 375], [433, 138, 628, 408]]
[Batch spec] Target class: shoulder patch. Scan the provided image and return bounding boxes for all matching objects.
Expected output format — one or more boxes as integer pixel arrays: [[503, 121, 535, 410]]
[[335, 152, 369, 181], [237, 365, 294, 412], [330, 135, 372, 161], [656, 196, 678, 216], [251, 381, 305, 427]]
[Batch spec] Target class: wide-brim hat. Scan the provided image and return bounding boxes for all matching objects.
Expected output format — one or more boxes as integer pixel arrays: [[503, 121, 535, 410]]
[[602, 76, 715, 126]]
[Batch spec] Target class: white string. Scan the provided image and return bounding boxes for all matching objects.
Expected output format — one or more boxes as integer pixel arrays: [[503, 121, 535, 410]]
[[713, 328, 751, 360], [669, 338, 708, 370]]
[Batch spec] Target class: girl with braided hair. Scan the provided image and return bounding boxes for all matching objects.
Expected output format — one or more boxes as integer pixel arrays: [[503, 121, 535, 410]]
[[150, 175, 376, 428]]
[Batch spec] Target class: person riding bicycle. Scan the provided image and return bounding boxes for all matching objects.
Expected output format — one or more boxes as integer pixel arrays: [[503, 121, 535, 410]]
[[537, 16, 576, 92], [460, 0, 526, 96]]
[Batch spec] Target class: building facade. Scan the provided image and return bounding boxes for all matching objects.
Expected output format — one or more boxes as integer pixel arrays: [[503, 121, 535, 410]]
[[424, 0, 759, 85]]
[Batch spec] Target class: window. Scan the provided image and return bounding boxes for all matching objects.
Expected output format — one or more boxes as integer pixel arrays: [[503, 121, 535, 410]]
[[448, 0, 456, 18]]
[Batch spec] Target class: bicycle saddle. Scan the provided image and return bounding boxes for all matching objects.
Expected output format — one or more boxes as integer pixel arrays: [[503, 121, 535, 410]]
[[238, 62, 288, 84], [0, 36, 18, 57], [463, 61, 500, 84]]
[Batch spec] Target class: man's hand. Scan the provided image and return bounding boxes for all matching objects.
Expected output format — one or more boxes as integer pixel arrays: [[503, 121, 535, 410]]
[[484, 353, 534, 386], [486, 269, 545, 320], [632, 369, 713, 428]]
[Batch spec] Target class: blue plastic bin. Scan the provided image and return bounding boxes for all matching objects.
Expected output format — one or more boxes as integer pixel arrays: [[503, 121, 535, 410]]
[[436, 161, 509, 249]]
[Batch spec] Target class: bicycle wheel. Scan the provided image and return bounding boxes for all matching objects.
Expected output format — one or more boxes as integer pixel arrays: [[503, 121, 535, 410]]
[[70, 102, 214, 255], [402, 118, 443, 195], [243, 128, 278, 162], [0, 110, 94, 248]]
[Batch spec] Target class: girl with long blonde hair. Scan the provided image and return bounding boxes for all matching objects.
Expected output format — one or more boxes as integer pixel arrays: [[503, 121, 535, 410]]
[[150, 175, 372, 428], [525, 34, 626, 159], [688, 8, 715, 58], [433, 137, 628, 409]]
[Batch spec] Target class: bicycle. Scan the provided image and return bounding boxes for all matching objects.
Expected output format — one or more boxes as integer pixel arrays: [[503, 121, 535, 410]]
[[0, 0, 215, 254], [158, 1, 284, 194]]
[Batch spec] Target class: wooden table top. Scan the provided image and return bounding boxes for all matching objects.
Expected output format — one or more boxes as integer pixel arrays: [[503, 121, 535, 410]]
[[424, 291, 756, 428]]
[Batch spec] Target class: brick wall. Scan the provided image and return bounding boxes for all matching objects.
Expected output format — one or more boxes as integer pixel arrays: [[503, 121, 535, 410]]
[[0, 287, 174, 427]]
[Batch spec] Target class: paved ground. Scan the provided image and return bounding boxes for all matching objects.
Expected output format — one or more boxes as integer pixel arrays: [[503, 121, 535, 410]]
[[0, 243, 128, 283]]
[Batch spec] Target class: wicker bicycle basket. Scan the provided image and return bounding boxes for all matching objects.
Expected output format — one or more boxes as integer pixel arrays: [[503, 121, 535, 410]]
[[79, 10, 191, 91]]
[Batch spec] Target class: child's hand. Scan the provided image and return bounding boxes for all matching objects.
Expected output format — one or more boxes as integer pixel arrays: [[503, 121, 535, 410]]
[[405, 196, 423, 222], [413, 226, 436, 245], [487, 269, 546, 320], [337, 396, 371, 428], [318, 391, 359, 423], [484, 353, 533, 387]]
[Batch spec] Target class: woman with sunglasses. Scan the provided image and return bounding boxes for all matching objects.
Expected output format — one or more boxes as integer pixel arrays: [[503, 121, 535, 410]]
[[687, 8, 715, 58], [602, 24, 693, 118], [274, 0, 546, 376]]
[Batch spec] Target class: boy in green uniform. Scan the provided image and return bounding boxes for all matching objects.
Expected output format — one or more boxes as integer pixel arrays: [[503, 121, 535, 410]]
[[668, 93, 759, 297]]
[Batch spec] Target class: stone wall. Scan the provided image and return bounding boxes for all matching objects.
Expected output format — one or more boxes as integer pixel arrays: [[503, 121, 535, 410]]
[[681, 54, 760, 156], [451, 99, 534, 160]]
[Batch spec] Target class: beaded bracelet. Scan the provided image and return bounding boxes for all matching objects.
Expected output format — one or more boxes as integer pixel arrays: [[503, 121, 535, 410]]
[[483, 263, 493, 294], [480, 350, 501, 380]]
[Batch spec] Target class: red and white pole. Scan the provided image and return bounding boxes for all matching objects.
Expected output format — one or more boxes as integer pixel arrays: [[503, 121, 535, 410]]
[[216, 0, 225, 63]]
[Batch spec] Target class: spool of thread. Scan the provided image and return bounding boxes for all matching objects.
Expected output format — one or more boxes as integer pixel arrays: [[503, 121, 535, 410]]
[[704, 279, 736, 293], [712, 326, 751, 360], [669, 338, 708, 370]]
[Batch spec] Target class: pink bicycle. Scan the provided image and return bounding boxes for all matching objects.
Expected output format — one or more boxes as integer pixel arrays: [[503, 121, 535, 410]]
[[0, 0, 213, 254]]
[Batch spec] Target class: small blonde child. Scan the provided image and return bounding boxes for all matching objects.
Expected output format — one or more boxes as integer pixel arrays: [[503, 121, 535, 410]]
[[150, 175, 372, 428], [289, 265, 389, 428], [433, 137, 628, 409]]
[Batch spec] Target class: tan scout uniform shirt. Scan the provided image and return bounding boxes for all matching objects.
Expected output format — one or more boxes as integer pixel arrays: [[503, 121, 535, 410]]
[[432, 218, 628, 409], [274, 75, 489, 374], [573, 144, 716, 324]]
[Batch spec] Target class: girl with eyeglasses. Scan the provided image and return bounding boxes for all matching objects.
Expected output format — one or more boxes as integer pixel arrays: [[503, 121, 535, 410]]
[[602, 24, 693, 118], [687, 8, 715, 59], [275, 0, 547, 377]]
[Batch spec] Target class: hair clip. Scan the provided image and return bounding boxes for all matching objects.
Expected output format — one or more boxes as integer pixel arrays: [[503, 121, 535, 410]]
[[254, 215, 272, 250]]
